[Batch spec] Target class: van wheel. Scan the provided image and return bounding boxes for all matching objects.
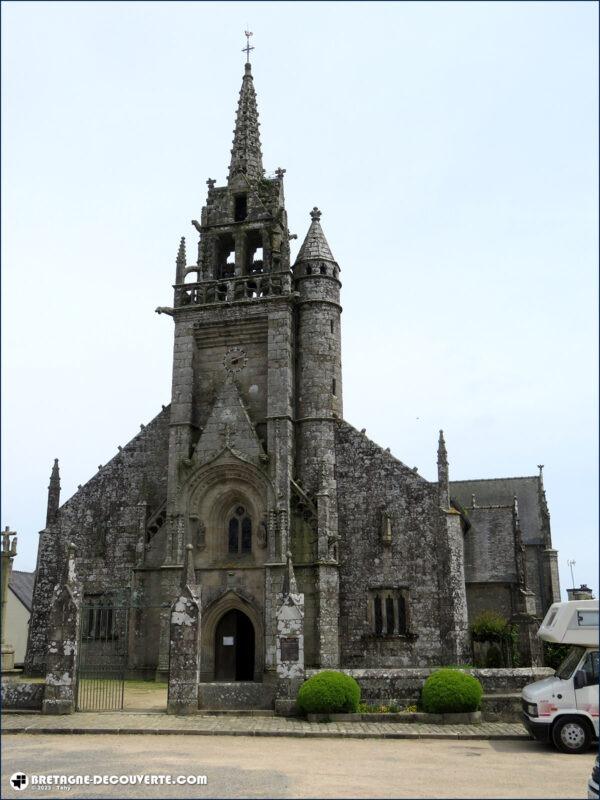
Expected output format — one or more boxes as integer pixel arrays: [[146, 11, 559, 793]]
[[552, 716, 591, 754]]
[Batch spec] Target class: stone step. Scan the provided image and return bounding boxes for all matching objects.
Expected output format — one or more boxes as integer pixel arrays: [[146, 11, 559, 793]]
[[198, 682, 275, 711]]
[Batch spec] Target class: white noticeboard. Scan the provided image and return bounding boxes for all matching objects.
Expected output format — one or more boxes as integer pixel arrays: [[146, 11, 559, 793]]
[[223, 636, 234, 646]]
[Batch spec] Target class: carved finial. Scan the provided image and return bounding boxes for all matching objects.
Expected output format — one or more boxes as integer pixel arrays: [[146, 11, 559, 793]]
[[46, 458, 61, 527], [97, 465, 102, 471], [140, 424, 145, 430], [206, 178, 216, 190], [437, 430, 449, 509], [282, 550, 298, 595], [537, 464, 544, 483], [181, 543, 196, 591], [310, 207, 322, 222], [117, 446, 122, 452], [176, 236, 186, 264], [275, 167, 286, 179], [360, 428, 366, 434], [437, 430, 448, 463]]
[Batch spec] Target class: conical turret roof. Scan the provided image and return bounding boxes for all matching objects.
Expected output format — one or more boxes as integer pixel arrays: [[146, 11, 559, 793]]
[[228, 63, 263, 182], [295, 208, 337, 264]]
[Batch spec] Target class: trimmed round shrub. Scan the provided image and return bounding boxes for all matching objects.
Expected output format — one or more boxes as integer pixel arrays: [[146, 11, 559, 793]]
[[421, 669, 483, 714], [297, 671, 361, 715]]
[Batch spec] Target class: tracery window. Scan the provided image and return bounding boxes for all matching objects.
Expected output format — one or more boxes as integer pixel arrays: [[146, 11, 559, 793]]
[[228, 505, 252, 555], [82, 596, 115, 640], [369, 588, 409, 636]]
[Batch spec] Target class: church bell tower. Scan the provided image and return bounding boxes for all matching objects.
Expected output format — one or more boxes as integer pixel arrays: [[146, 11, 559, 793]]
[[159, 51, 298, 678]]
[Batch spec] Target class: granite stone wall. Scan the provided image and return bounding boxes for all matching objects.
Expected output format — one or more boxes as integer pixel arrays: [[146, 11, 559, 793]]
[[305, 667, 554, 703], [25, 407, 171, 675], [1, 679, 45, 709], [334, 421, 448, 667]]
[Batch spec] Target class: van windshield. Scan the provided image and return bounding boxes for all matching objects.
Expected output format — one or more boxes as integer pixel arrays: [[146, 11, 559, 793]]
[[556, 645, 586, 680]]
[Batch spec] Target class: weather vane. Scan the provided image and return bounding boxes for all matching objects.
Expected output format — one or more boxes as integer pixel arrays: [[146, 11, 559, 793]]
[[243, 30, 254, 63]]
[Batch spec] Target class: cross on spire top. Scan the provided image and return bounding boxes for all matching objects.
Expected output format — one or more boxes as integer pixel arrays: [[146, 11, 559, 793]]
[[243, 30, 254, 63]]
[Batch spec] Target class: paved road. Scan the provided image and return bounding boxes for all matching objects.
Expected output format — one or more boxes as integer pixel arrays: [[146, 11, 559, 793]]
[[2, 733, 595, 798]]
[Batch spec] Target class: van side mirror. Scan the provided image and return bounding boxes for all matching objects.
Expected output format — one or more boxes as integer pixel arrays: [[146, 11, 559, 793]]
[[573, 670, 587, 690]]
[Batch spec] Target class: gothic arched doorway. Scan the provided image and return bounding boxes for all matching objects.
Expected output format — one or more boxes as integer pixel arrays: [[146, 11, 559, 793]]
[[214, 609, 255, 681]]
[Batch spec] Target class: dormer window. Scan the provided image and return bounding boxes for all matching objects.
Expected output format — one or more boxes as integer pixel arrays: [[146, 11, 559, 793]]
[[234, 194, 248, 222]]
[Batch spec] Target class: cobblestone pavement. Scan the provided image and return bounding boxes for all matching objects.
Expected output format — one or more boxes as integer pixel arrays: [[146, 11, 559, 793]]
[[2, 712, 528, 739]]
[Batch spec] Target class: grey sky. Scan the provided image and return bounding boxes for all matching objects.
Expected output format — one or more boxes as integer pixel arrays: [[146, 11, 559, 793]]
[[2, 1, 598, 598]]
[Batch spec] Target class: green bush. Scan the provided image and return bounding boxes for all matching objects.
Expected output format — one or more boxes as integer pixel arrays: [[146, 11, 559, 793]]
[[543, 641, 572, 671], [421, 669, 483, 714], [470, 611, 510, 642], [297, 671, 361, 715]]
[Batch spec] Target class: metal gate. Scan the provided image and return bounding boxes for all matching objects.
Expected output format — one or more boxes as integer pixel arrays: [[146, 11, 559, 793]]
[[76, 599, 128, 711]]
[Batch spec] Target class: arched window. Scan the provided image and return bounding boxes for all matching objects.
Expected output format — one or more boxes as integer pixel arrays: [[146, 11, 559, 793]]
[[228, 505, 252, 554], [397, 593, 407, 635], [374, 595, 383, 635], [385, 595, 395, 635]]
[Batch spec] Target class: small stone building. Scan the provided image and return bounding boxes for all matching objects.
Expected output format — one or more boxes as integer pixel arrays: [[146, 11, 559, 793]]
[[24, 59, 561, 701], [6, 571, 34, 666]]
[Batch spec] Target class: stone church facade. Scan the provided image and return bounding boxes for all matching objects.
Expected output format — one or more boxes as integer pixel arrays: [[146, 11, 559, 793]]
[[25, 61, 561, 698]]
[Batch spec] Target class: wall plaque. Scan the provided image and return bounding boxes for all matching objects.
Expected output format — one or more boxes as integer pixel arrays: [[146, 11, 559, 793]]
[[280, 637, 299, 662]]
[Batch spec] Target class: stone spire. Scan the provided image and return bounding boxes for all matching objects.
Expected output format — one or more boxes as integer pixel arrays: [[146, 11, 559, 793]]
[[437, 430, 449, 509], [228, 62, 263, 183], [295, 208, 337, 264], [46, 458, 61, 528], [175, 237, 186, 284]]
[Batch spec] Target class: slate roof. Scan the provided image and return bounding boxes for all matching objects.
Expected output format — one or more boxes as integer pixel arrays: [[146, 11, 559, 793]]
[[295, 210, 337, 264], [462, 506, 516, 583], [450, 476, 543, 545], [9, 570, 35, 612]]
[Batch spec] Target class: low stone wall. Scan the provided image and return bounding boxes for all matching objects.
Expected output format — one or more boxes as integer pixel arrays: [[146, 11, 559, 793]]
[[1, 679, 45, 710], [198, 682, 274, 711], [305, 667, 553, 704]]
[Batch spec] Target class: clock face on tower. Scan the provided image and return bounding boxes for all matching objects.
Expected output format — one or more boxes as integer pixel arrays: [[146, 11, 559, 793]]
[[223, 347, 247, 374]]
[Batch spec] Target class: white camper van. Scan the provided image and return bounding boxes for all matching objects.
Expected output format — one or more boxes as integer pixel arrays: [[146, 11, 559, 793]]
[[522, 599, 598, 753]]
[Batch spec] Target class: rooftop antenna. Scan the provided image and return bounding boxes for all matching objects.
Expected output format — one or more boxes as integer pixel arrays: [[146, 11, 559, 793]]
[[567, 559, 576, 589], [243, 29, 254, 64]]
